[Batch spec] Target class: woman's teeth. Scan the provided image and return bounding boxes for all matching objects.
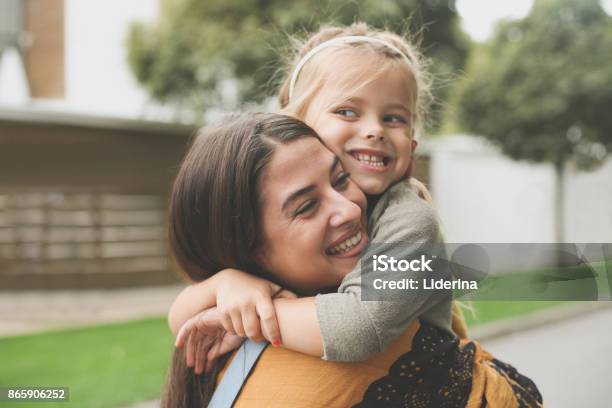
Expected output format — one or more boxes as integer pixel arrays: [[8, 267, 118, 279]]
[[355, 153, 386, 167], [329, 231, 362, 255]]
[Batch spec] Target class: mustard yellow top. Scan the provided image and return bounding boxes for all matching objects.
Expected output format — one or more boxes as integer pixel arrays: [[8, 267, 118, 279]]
[[217, 321, 420, 407]]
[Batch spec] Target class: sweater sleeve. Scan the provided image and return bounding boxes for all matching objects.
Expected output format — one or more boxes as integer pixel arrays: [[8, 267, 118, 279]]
[[315, 183, 450, 362]]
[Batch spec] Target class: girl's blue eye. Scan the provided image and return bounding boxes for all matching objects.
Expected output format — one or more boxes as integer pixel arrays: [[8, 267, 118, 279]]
[[384, 114, 407, 124], [336, 109, 357, 118]]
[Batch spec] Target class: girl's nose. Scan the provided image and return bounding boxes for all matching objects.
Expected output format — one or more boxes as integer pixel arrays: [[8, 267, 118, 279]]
[[361, 118, 386, 142], [365, 132, 385, 141], [329, 192, 362, 228]]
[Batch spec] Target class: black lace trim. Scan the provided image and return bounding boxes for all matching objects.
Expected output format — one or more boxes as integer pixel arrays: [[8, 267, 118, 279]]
[[354, 321, 542, 408]]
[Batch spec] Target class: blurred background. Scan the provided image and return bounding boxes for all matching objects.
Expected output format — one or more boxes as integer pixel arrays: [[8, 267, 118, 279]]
[[0, 0, 611, 407]]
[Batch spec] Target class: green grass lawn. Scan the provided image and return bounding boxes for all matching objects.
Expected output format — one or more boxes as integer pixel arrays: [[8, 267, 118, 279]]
[[463, 300, 571, 327], [0, 300, 588, 407], [0, 317, 173, 408]]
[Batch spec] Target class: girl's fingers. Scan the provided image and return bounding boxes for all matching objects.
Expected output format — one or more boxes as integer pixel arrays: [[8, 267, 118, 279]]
[[242, 305, 264, 342], [219, 312, 235, 335], [230, 310, 246, 337], [194, 338, 204, 375], [275, 289, 298, 299], [256, 298, 282, 346], [175, 318, 195, 348], [191, 329, 219, 374], [185, 333, 195, 368], [205, 337, 223, 373]]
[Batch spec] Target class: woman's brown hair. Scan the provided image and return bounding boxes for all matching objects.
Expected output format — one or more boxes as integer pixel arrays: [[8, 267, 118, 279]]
[[163, 112, 319, 407], [168, 112, 319, 282]]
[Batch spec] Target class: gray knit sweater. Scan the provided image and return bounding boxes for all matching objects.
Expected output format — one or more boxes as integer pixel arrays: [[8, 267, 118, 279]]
[[315, 181, 453, 361]]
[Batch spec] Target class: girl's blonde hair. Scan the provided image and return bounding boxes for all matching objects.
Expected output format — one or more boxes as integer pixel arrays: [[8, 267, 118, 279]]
[[277, 22, 433, 140], [277, 22, 468, 339]]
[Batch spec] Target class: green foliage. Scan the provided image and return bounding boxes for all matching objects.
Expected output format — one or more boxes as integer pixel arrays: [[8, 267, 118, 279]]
[[126, 0, 469, 127], [451, 0, 612, 169]]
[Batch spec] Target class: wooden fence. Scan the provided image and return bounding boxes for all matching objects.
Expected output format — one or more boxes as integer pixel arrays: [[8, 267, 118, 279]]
[[0, 192, 176, 289], [0, 109, 193, 289]]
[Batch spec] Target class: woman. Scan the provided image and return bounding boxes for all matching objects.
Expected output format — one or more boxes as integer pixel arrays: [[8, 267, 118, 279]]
[[162, 112, 542, 407], [163, 112, 404, 407]]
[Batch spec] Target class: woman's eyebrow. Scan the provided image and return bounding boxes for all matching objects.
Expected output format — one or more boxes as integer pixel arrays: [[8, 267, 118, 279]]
[[281, 156, 340, 212], [282, 185, 316, 212]]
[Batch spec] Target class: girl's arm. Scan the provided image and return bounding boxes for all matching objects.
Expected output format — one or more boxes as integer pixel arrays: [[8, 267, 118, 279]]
[[168, 276, 219, 336], [272, 297, 323, 356], [174, 298, 323, 374], [168, 269, 323, 357], [169, 270, 323, 355]]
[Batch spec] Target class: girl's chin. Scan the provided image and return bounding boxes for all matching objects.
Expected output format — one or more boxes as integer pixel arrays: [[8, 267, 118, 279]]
[[352, 177, 391, 195]]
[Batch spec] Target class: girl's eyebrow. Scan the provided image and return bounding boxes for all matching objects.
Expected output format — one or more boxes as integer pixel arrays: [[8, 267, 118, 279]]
[[386, 103, 412, 114], [281, 156, 340, 212], [341, 97, 364, 105]]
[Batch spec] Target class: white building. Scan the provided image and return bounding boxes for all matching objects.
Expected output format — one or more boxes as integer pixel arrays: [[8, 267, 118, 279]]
[[0, 0, 161, 118], [425, 135, 612, 243]]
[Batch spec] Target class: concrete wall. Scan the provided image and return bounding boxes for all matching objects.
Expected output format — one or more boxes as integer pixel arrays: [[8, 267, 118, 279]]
[[428, 135, 612, 243]]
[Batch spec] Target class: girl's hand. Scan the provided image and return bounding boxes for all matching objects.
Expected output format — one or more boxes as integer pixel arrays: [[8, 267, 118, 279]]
[[175, 307, 244, 374], [215, 268, 297, 346]]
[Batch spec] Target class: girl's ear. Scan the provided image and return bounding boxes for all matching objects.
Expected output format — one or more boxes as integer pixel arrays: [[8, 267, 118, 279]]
[[403, 139, 419, 180]]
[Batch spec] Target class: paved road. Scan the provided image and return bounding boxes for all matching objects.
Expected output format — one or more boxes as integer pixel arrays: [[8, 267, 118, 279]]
[[481, 306, 612, 408], [0, 285, 185, 337]]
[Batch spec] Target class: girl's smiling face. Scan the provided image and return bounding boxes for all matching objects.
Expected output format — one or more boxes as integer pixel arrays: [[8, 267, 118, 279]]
[[257, 137, 368, 294], [304, 67, 417, 195]]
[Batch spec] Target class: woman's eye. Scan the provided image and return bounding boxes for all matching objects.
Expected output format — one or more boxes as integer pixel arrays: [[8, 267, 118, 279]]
[[333, 172, 351, 189], [336, 108, 357, 118], [294, 200, 317, 217]]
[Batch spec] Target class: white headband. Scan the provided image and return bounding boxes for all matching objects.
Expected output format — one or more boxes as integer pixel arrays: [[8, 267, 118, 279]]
[[288, 35, 413, 101]]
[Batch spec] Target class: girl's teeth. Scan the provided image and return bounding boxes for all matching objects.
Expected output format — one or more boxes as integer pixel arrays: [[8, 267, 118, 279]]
[[356, 153, 385, 167]]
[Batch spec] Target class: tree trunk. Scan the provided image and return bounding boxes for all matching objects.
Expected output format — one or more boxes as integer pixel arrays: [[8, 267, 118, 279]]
[[554, 160, 565, 244]]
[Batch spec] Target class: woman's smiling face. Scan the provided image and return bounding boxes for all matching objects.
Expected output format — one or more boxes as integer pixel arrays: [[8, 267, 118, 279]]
[[257, 137, 368, 294]]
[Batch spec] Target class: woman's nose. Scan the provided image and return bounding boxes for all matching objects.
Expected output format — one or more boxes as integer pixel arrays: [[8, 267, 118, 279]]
[[329, 193, 362, 228]]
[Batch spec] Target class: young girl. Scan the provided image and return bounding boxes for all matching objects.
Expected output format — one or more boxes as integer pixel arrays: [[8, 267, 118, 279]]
[[170, 23, 543, 407]]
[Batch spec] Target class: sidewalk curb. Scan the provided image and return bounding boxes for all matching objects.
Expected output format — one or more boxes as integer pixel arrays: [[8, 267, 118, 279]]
[[121, 400, 159, 408], [0, 284, 186, 338], [469, 301, 612, 342]]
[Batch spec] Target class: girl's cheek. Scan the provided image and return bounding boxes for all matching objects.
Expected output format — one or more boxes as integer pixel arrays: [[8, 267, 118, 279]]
[[348, 184, 367, 210]]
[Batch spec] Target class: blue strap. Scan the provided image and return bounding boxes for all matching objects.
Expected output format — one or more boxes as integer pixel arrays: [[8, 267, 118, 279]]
[[207, 340, 268, 408]]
